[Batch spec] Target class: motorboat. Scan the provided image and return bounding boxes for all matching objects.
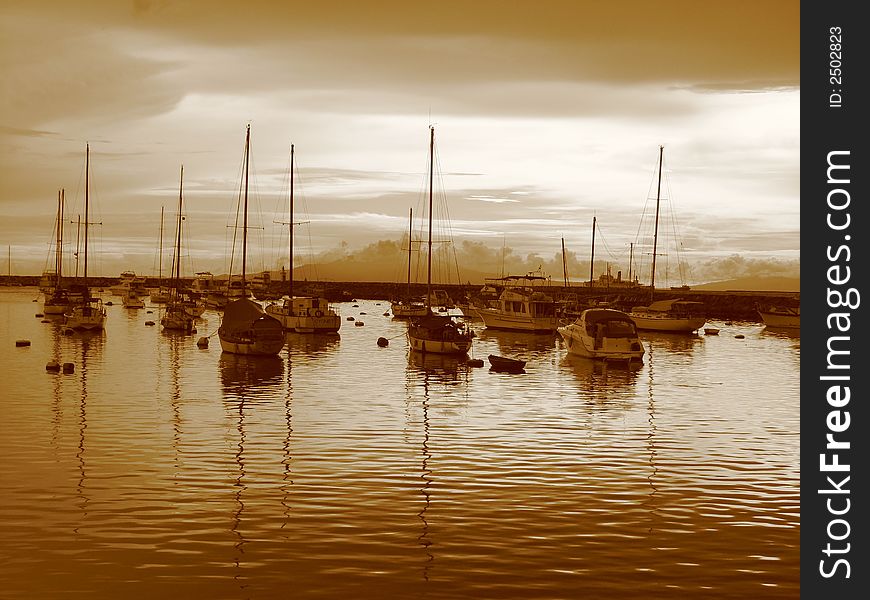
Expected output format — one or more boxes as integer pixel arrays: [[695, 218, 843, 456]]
[[558, 308, 645, 362]]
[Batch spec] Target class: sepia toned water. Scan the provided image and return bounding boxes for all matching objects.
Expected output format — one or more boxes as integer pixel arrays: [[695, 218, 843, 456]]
[[0, 287, 799, 599]]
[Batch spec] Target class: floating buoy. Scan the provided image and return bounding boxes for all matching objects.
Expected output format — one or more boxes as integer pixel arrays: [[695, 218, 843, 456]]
[[360, 311, 366, 315], [46, 361, 61, 372], [62, 362, 75, 374], [467, 358, 484, 367], [41, 319, 50, 323], [15, 339, 31, 347], [724, 321, 733, 326], [32, 299, 37, 302], [145, 320, 155, 326], [375, 303, 381, 306], [354, 321, 364, 326], [735, 334, 745, 339], [377, 337, 389, 347], [383, 311, 390, 316], [347, 316, 355, 321], [146, 310, 153, 314], [35, 313, 44, 318], [353, 304, 359, 308], [197, 337, 209, 348]]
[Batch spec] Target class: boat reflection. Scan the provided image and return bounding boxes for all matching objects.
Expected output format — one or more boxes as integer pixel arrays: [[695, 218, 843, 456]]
[[639, 331, 703, 354], [219, 353, 284, 392], [74, 332, 102, 532], [407, 351, 468, 383], [561, 353, 641, 389], [474, 327, 557, 358], [761, 324, 801, 340], [417, 375, 433, 581], [284, 331, 340, 358]]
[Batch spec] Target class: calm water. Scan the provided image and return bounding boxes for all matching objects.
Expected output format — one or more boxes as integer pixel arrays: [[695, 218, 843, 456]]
[[0, 287, 799, 599]]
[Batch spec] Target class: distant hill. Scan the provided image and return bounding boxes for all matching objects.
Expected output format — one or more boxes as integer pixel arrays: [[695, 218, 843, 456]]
[[692, 276, 800, 292]]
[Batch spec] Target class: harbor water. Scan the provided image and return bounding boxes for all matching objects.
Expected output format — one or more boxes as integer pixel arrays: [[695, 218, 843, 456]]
[[0, 287, 799, 599]]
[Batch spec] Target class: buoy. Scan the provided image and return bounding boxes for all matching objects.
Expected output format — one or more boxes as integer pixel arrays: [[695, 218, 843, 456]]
[[360, 311, 366, 315], [15, 339, 31, 347], [35, 313, 44, 318], [105, 301, 113, 306], [467, 358, 484, 367], [46, 361, 61, 372], [347, 316, 355, 321], [383, 311, 390, 316], [62, 362, 75, 374], [146, 310, 153, 314], [353, 304, 359, 308], [377, 337, 389, 347], [197, 337, 209, 348], [355, 321, 364, 326], [735, 334, 745, 339], [41, 319, 50, 323], [375, 303, 381, 306], [724, 321, 733, 326], [32, 299, 37, 303], [145, 320, 155, 326]]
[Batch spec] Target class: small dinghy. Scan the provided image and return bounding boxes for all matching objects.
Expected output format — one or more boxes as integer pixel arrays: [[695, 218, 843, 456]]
[[704, 328, 720, 335], [488, 354, 526, 373]]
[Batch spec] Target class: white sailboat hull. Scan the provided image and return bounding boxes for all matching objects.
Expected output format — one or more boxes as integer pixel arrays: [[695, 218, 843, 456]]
[[43, 303, 69, 315], [629, 314, 706, 332], [759, 312, 799, 328], [390, 302, 429, 318], [64, 307, 106, 331], [265, 300, 341, 333], [408, 335, 471, 355], [476, 308, 559, 332]]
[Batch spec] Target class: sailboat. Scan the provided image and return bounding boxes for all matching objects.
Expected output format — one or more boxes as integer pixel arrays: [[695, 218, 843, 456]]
[[43, 189, 74, 315], [628, 146, 706, 333], [407, 126, 473, 355], [390, 207, 428, 318], [160, 166, 195, 332], [265, 144, 341, 334], [64, 143, 107, 331], [217, 125, 285, 355]]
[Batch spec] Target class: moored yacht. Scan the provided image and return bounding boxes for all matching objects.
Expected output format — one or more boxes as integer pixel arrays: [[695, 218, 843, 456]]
[[476, 274, 559, 332], [558, 308, 645, 362]]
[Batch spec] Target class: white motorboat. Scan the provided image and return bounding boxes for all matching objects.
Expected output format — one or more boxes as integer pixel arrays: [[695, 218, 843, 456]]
[[558, 308, 645, 362]]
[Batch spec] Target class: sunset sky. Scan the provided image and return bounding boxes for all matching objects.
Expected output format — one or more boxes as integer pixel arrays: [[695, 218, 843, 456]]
[[0, 1, 799, 285]]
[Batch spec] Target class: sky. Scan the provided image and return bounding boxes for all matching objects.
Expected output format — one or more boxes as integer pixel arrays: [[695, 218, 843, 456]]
[[0, 0, 799, 286]]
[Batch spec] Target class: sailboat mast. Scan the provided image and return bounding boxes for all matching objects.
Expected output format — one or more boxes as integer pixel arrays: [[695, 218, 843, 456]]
[[174, 166, 184, 294], [628, 242, 634, 284], [242, 125, 250, 294], [649, 145, 664, 299], [289, 143, 294, 300], [84, 143, 89, 292], [589, 216, 596, 288], [74, 215, 81, 278], [561, 237, 569, 288], [159, 205, 164, 284], [55, 189, 63, 285], [407, 207, 413, 299], [426, 126, 434, 311]]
